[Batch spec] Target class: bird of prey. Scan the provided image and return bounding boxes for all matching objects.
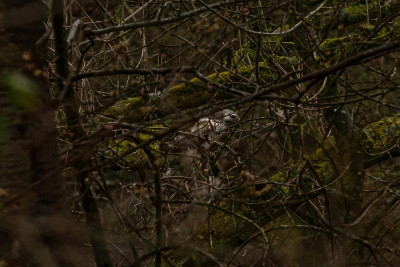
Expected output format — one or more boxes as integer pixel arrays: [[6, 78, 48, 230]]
[[190, 109, 240, 140], [164, 109, 240, 152]]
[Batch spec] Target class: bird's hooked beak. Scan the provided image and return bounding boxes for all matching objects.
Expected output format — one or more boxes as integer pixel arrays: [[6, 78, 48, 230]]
[[225, 113, 240, 124]]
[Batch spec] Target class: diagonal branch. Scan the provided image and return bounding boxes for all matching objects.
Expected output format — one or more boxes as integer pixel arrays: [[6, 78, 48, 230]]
[[71, 66, 195, 81]]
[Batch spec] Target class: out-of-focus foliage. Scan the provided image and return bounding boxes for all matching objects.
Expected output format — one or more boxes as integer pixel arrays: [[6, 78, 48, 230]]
[[2, 72, 38, 111]]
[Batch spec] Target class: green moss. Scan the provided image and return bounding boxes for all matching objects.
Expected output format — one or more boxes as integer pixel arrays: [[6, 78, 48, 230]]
[[320, 37, 347, 50], [118, 97, 144, 111], [106, 62, 272, 121], [344, 4, 370, 20], [360, 23, 374, 30], [274, 55, 299, 66], [257, 160, 298, 197], [167, 82, 213, 110], [361, 113, 400, 153], [188, 77, 201, 83], [105, 139, 149, 167], [166, 67, 260, 110], [343, 2, 397, 25], [232, 39, 296, 69], [104, 96, 152, 122], [232, 42, 257, 64], [102, 129, 160, 168]]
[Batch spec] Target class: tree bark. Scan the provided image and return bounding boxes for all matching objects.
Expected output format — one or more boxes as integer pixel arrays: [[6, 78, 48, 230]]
[[0, 1, 87, 266]]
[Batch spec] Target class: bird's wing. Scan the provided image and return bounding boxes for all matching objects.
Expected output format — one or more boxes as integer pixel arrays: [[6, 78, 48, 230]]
[[190, 118, 216, 137]]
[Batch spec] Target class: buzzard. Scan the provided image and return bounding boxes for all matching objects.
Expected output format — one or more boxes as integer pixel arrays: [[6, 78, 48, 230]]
[[190, 109, 240, 139], [164, 109, 240, 152]]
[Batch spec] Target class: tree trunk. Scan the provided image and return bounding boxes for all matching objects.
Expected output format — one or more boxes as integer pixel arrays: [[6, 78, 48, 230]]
[[0, 1, 87, 266]]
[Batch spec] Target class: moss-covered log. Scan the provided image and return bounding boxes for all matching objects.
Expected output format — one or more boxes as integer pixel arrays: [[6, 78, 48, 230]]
[[102, 62, 282, 123]]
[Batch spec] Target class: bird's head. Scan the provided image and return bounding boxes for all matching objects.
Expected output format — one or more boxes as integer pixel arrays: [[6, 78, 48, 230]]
[[218, 109, 240, 124]]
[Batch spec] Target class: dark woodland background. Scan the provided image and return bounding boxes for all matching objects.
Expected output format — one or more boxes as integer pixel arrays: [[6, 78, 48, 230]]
[[2, 0, 400, 266]]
